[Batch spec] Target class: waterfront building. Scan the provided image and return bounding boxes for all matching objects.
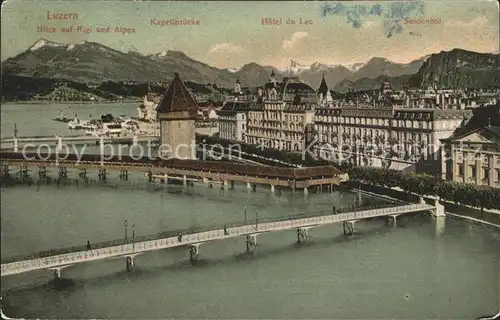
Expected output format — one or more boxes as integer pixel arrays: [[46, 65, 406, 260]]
[[314, 82, 471, 172], [137, 84, 159, 122], [441, 105, 500, 187], [156, 73, 198, 159], [245, 74, 317, 151], [217, 101, 251, 141]]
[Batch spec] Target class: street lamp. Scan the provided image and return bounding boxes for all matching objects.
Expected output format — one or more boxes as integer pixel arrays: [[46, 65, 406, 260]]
[[124, 220, 128, 243]]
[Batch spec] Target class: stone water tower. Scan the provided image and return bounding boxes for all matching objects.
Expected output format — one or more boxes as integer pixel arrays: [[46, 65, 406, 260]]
[[156, 73, 198, 159]]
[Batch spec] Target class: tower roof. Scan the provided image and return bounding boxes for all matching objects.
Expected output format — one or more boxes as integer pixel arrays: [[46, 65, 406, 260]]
[[156, 73, 198, 115], [145, 83, 155, 102], [318, 74, 329, 97]]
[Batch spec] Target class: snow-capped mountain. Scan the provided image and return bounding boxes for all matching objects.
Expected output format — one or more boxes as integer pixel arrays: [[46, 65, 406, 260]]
[[344, 62, 366, 72], [29, 39, 65, 51], [5, 38, 430, 88]]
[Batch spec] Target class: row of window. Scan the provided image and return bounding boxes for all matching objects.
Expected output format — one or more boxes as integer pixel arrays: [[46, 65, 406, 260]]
[[457, 165, 500, 183]]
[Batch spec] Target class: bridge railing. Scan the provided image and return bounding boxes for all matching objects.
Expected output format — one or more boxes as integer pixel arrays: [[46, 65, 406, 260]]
[[0, 201, 405, 264]]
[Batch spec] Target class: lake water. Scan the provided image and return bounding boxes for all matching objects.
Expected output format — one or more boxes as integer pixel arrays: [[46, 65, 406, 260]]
[[0, 102, 499, 319]]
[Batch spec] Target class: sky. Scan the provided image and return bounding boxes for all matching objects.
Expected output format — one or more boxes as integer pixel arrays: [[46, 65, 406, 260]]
[[1, 0, 499, 69]]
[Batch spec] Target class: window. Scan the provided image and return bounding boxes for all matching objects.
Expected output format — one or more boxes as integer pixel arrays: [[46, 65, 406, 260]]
[[458, 164, 464, 176], [470, 165, 477, 179], [483, 168, 489, 181]]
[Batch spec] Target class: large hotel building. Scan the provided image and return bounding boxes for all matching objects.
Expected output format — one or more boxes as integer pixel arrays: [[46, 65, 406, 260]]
[[217, 72, 498, 183]]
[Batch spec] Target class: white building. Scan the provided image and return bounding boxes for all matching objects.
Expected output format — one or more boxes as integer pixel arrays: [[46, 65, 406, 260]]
[[137, 84, 158, 122], [217, 101, 250, 141], [245, 73, 317, 151], [314, 83, 472, 173]]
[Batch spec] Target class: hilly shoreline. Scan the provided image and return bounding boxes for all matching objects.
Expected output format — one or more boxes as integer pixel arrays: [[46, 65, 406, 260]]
[[1, 39, 499, 102]]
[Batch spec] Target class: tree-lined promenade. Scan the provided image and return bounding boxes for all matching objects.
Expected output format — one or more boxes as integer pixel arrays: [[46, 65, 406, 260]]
[[197, 135, 500, 222]]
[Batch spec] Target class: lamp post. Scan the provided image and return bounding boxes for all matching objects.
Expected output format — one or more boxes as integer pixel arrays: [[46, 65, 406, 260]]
[[124, 220, 128, 243], [132, 224, 135, 242]]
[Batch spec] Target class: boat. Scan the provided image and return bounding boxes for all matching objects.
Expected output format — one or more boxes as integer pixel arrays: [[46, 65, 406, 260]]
[[81, 119, 100, 130], [68, 115, 82, 130], [95, 123, 123, 137], [53, 110, 71, 123], [122, 119, 140, 134]]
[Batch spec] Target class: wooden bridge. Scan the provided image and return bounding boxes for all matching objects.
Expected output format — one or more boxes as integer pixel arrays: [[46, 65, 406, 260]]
[[1, 202, 436, 278], [0, 151, 348, 191]]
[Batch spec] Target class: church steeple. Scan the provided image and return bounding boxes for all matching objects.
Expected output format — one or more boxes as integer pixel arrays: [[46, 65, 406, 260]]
[[270, 70, 276, 85], [234, 77, 241, 93], [318, 73, 329, 98]]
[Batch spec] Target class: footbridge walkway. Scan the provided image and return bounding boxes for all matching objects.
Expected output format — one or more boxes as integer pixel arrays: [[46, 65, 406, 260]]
[[1, 202, 436, 278]]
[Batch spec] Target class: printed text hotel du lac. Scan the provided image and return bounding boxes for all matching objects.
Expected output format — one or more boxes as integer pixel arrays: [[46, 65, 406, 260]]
[[38, 11, 202, 35], [261, 17, 314, 25]]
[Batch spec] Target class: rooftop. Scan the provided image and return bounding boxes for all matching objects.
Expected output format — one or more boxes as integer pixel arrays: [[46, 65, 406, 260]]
[[156, 73, 199, 115]]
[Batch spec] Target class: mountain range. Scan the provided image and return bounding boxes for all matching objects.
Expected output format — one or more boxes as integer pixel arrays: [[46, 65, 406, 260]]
[[1, 39, 499, 101]]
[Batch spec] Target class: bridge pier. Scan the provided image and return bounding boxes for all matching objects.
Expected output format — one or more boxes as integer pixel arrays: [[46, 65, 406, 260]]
[[343, 221, 355, 236], [78, 168, 87, 179], [0, 165, 10, 179], [386, 214, 399, 228], [58, 167, 67, 179], [38, 166, 47, 180], [432, 199, 445, 217], [148, 171, 153, 183], [183, 175, 187, 187], [126, 256, 134, 271], [119, 169, 129, 181], [297, 227, 309, 243], [189, 244, 200, 261], [18, 165, 29, 183], [53, 268, 61, 279], [303, 187, 308, 197], [270, 184, 275, 194], [230, 180, 234, 190], [98, 169, 107, 182], [246, 234, 257, 253]]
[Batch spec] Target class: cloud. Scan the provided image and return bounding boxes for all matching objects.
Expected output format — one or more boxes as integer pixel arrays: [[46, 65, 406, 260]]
[[206, 42, 251, 68], [281, 32, 309, 51], [208, 42, 248, 55]]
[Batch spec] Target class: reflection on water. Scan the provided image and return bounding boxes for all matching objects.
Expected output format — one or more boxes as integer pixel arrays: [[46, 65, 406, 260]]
[[1, 178, 499, 319], [1, 103, 499, 319]]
